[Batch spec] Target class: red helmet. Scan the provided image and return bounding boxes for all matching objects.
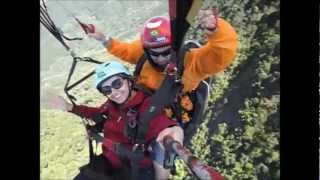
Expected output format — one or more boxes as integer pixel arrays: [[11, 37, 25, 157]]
[[141, 16, 171, 49]]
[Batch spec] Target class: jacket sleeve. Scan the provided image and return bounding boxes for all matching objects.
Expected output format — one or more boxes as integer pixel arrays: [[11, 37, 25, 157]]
[[182, 18, 238, 91], [69, 105, 101, 119], [106, 38, 145, 64], [69, 102, 108, 120], [145, 115, 178, 142]]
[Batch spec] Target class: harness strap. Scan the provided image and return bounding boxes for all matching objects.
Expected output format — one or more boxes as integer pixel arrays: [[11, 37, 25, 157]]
[[134, 84, 154, 96], [64, 57, 103, 104], [104, 138, 146, 165], [88, 138, 95, 164], [133, 53, 148, 77], [64, 59, 78, 105]]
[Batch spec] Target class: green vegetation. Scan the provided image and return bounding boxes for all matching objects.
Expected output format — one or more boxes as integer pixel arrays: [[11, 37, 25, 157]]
[[171, 0, 279, 179], [40, 109, 89, 179]]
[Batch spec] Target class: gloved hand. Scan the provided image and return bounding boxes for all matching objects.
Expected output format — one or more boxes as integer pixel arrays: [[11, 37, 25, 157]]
[[198, 7, 219, 35], [88, 29, 111, 47], [156, 125, 184, 146], [88, 31, 107, 42]]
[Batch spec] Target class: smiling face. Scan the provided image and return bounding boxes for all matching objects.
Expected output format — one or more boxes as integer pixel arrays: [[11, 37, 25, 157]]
[[100, 75, 130, 104]]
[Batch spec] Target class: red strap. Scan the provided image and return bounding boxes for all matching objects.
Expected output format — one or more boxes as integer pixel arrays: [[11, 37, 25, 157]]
[[103, 138, 114, 150], [205, 166, 224, 180], [75, 18, 95, 34], [169, 0, 177, 19], [189, 157, 225, 180], [80, 23, 95, 34]]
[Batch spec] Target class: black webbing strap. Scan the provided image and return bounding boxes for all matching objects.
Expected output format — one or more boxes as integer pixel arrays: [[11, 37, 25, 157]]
[[40, 0, 83, 51], [64, 58, 78, 105], [88, 138, 95, 163], [63, 57, 103, 105], [133, 53, 148, 77], [65, 71, 95, 92]]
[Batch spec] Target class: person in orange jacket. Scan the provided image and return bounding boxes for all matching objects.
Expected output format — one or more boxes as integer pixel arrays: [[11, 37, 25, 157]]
[[88, 8, 238, 93]]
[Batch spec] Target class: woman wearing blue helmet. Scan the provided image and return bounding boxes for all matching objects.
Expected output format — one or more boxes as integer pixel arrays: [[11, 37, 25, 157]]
[[49, 60, 184, 180], [95, 61, 133, 104]]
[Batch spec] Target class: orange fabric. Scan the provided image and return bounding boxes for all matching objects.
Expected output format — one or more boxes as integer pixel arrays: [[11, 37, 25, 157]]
[[107, 18, 238, 92]]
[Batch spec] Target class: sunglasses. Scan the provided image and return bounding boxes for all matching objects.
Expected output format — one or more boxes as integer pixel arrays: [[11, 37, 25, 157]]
[[147, 48, 171, 57], [99, 78, 123, 95]]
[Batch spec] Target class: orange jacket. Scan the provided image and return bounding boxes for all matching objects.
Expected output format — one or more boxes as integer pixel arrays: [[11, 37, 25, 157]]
[[106, 18, 238, 92]]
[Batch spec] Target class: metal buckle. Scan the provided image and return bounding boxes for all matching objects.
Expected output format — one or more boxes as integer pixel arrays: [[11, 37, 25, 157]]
[[132, 143, 145, 152], [127, 109, 138, 128]]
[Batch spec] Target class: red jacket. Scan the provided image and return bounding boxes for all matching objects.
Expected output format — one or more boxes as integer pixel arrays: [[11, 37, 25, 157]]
[[70, 91, 177, 169]]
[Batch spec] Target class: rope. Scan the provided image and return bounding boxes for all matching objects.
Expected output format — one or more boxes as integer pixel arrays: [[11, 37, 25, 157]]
[[41, 0, 105, 165], [40, 0, 83, 51]]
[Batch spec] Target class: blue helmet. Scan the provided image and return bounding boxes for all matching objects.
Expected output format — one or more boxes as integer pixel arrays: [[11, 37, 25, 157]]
[[95, 61, 131, 89]]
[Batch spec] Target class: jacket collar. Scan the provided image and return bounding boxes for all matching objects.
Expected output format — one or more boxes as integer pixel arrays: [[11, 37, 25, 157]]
[[122, 91, 147, 109]]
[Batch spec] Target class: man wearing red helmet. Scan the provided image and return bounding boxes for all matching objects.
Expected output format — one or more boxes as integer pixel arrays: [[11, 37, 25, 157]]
[[89, 9, 238, 93]]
